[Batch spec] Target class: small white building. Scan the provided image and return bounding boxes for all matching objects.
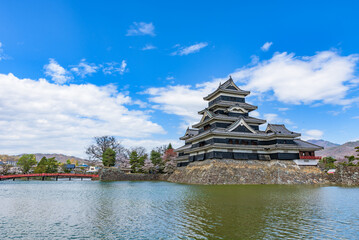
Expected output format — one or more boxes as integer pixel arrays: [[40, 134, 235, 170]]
[[87, 166, 100, 173]]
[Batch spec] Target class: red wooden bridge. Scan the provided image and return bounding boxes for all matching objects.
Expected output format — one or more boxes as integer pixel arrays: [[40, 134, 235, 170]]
[[0, 173, 99, 181]]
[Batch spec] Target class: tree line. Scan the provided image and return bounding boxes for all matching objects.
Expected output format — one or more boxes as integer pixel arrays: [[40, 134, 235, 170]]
[[0, 136, 178, 175], [0, 155, 85, 175], [85, 136, 177, 173], [0, 154, 63, 175], [320, 146, 359, 170]]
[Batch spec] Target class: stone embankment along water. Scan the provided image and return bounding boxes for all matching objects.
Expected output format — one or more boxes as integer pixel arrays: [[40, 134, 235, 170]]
[[99, 160, 359, 185], [167, 159, 328, 185], [99, 167, 169, 181], [328, 165, 359, 186]]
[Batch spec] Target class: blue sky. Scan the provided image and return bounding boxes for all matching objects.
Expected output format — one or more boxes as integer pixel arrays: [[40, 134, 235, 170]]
[[0, 0, 359, 157]]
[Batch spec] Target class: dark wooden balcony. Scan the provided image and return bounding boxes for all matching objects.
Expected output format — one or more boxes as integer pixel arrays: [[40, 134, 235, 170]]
[[299, 156, 322, 160]]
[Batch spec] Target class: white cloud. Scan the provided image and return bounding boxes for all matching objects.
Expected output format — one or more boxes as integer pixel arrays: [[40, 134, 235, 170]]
[[133, 99, 149, 108], [0, 73, 164, 157], [278, 107, 289, 111], [0, 42, 10, 61], [121, 138, 182, 153], [302, 129, 324, 140], [353, 116, 359, 119], [250, 55, 260, 64], [145, 50, 359, 131], [233, 50, 359, 105], [263, 113, 278, 123], [261, 42, 273, 51], [328, 110, 340, 116], [172, 42, 208, 56], [166, 76, 174, 80], [249, 111, 260, 118], [45, 58, 128, 82], [0, 42, 6, 60], [126, 22, 155, 36], [146, 84, 214, 128], [44, 58, 72, 84], [142, 44, 156, 50], [263, 113, 292, 125], [70, 59, 128, 77], [145, 77, 242, 128], [70, 59, 99, 78], [102, 60, 127, 75]]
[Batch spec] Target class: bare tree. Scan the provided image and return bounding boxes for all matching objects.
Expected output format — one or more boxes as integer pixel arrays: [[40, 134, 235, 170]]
[[86, 136, 126, 161], [126, 146, 147, 158], [154, 145, 167, 155]]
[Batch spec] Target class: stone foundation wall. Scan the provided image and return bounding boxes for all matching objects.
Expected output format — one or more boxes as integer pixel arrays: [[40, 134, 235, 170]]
[[99, 162, 359, 185], [328, 166, 359, 186], [99, 168, 169, 181], [167, 159, 328, 185]]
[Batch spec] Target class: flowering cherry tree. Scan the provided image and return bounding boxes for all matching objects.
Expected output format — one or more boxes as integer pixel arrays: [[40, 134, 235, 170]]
[[119, 158, 131, 169], [142, 158, 155, 173]]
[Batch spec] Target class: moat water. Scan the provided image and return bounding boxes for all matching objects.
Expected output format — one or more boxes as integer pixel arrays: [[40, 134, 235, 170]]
[[0, 180, 358, 239]]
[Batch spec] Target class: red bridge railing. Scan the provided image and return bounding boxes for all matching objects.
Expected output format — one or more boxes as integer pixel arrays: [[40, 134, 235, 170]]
[[0, 173, 99, 180], [299, 156, 322, 160]]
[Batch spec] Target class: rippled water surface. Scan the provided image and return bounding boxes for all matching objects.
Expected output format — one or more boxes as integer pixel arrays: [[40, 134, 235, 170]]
[[1, 181, 359, 239]]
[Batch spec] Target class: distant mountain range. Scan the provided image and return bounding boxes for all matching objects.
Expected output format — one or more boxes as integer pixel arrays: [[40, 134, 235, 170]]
[[308, 139, 359, 160], [29, 153, 89, 164], [307, 139, 340, 148], [10, 153, 89, 164], [0, 153, 90, 164]]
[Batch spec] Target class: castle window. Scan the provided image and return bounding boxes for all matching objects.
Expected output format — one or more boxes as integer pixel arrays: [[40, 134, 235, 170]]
[[204, 124, 211, 131]]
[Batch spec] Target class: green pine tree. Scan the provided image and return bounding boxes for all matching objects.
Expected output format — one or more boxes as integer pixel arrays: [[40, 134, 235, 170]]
[[320, 156, 336, 170], [150, 150, 164, 172], [102, 148, 116, 167], [46, 157, 59, 173], [17, 154, 37, 173], [129, 151, 139, 173], [34, 157, 59, 173], [129, 150, 146, 173], [139, 154, 147, 172]]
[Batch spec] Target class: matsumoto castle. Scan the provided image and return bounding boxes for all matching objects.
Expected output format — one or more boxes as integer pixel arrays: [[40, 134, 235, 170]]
[[175, 77, 323, 167]]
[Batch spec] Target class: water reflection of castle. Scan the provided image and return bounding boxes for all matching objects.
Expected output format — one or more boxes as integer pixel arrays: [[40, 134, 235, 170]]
[[175, 77, 322, 167]]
